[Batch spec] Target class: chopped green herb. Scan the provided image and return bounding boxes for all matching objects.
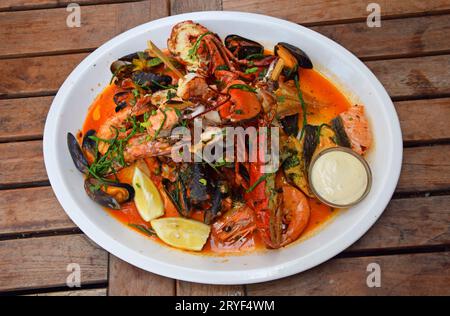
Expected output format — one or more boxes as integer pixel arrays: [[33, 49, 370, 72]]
[[167, 90, 177, 101], [128, 223, 156, 236], [235, 109, 244, 114], [188, 32, 213, 60], [246, 173, 271, 193], [135, 183, 141, 189], [246, 53, 265, 60], [147, 57, 163, 68], [215, 65, 229, 71], [294, 74, 308, 140], [228, 84, 257, 93], [132, 89, 140, 98], [199, 178, 207, 186], [258, 68, 268, 80], [244, 67, 259, 74], [153, 109, 167, 140]]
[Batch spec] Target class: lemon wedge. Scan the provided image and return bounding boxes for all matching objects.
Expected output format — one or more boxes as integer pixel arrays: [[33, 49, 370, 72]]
[[132, 166, 164, 222], [151, 218, 211, 251]]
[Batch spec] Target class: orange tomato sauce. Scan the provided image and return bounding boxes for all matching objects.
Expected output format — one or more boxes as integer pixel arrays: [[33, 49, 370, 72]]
[[81, 67, 350, 255]]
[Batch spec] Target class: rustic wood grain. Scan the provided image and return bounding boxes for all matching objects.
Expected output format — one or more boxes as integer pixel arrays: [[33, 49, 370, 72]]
[[223, 0, 450, 25], [0, 53, 88, 98], [176, 281, 244, 296], [399, 145, 450, 192], [0, 0, 169, 57], [0, 96, 52, 142], [311, 14, 450, 59], [0, 187, 74, 235], [108, 255, 175, 296], [26, 288, 107, 296], [0, 0, 137, 11], [396, 98, 450, 143], [246, 252, 450, 295], [350, 195, 450, 250], [170, 0, 221, 14], [0, 234, 108, 292], [367, 55, 450, 99], [0, 140, 47, 188]]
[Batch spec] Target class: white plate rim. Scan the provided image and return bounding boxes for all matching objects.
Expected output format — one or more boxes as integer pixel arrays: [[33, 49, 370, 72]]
[[43, 11, 403, 285]]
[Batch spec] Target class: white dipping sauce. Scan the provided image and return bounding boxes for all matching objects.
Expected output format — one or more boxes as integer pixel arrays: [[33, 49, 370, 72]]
[[310, 150, 368, 206]]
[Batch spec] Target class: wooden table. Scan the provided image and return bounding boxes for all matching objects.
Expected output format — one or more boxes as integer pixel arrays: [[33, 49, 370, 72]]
[[1, 0, 449, 296]]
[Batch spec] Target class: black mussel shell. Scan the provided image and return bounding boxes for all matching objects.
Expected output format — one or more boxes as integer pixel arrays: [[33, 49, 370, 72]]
[[118, 51, 151, 62], [275, 42, 313, 70], [188, 163, 210, 205], [67, 132, 89, 175], [113, 91, 129, 112], [131, 71, 172, 92], [303, 125, 319, 169], [110, 61, 133, 83], [225, 34, 264, 60], [84, 178, 135, 210], [280, 114, 299, 136], [82, 129, 98, 162], [162, 178, 191, 217], [331, 116, 352, 148]]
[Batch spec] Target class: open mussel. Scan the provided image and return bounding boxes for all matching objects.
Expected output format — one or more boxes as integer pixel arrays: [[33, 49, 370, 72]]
[[162, 177, 191, 217], [225, 35, 264, 60], [68, 132, 89, 175], [110, 60, 133, 84], [84, 177, 134, 210], [113, 91, 129, 112], [275, 42, 313, 78], [82, 129, 98, 162], [131, 71, 172, 92]]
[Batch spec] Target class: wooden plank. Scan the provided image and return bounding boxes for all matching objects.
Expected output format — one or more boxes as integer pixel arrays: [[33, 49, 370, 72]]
[[223, 0, 450, 25], [176, 281, 244, 296], [246, 252, 450, 295], [0, 140, 47, 188], [367, 55, 450, 99], [26, 288, 107, 296], [396, 98, 450, 143], [0, 96, 52, 142], [0, 0, 136, 11], [0, 1, 169, 57], [311, 14, 450, 59], [170, 0, 222, 14], [399, 145, 450, 192], [350, 195, 450, 250], [0, 187, 74, 235], [0, 53, 88, 98], [0, 234, 108, 292], [108, 255, 175, 296]]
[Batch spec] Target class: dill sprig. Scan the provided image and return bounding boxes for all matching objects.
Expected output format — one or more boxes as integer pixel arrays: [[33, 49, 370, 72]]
[[87, 116, 139, 182]]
